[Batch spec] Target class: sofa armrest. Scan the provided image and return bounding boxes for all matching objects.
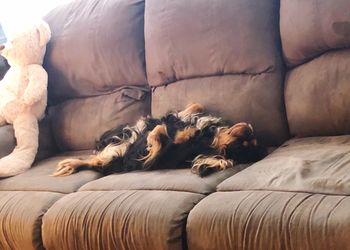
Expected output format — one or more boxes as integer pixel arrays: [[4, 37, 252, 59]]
[[0, 117, 58, 162]]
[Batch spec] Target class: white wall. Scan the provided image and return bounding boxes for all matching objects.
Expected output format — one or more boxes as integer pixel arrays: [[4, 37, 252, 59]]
[[0, 0, 72, 36]]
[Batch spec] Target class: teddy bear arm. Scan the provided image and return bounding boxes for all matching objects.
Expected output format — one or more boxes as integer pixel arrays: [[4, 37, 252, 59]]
[[24, 66, 48, 105]]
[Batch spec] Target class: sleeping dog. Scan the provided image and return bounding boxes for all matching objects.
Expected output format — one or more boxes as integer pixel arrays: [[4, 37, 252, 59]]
[[52, 103, 266, 177]]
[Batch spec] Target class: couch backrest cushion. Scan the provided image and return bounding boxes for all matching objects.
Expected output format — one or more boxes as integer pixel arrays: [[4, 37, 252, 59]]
[[49, 87, 150, 151], [281, 0, 350, 67], [281, 0, 350, 137], [44, 0, 147, 105], [145, 0, 289, 146]]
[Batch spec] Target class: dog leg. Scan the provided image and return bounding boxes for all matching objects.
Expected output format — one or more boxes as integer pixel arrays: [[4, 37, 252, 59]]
[[191, 154, 234, 177], [52, 143, 130, 176], [178, 103, 204, 119], [141, 124, 169, 166], [95, 117, 147, 151], [173, 127, 199, 144], [53, 118, 148, 176], [211, 122, 254, 154]]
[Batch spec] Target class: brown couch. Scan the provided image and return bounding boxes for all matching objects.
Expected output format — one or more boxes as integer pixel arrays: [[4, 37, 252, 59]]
[[0, 0, 350, 249]]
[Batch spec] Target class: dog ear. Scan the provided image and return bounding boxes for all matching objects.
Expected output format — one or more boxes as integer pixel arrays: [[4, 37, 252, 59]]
[[36, 21, 51, 47]]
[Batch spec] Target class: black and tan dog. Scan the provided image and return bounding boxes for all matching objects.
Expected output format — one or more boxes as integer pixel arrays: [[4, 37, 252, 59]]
[[52, 103, 266, 177]]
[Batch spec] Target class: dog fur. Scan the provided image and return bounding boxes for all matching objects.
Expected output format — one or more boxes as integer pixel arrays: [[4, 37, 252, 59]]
[[53, 103, 266, 177]]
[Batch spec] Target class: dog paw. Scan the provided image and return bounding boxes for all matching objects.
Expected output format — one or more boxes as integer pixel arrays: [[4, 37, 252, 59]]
[[229, 122, 252, 136], [228, 122, 257, 146], [51, 158, 83, 177], [191, 155, 234, 177]]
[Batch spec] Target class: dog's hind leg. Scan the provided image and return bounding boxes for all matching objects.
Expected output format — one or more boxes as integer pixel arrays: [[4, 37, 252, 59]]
[[178, 103, 204, 119], [211, 122, 254, 154], [52, 118, 149, 176], [191, 154, 234, 177], [52, 143, 130, 176], [141, 124, 169, 167], [173, 127, 199, 144]]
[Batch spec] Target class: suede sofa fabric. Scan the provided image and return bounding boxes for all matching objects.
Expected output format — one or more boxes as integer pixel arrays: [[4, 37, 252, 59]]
[[43, 190, 204, 250], [145, 0, 282, 86], [41, 163, 248, 250], [0, 191, 64, 250], [0, 151, 101, 193], [79, 167, 248, 194], [285, 50, 350, 137], [281, 0, 350, 138], [0, 125, 15, 159], [280, 0, 350, 67], [0, 0, 348, 249], [152, 74, 288, 146], [218, 135, 350, 195], [146, 0, 289, 146], [44, 0, 147, 104], [49, 87, 150, 151], [187, 191, 350, 250], [0, 118, 57, 163]]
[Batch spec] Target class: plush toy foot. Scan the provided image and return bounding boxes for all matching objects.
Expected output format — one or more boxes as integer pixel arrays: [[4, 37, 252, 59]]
[[0, 151, 32, 177], [0, 114, 39, 177]]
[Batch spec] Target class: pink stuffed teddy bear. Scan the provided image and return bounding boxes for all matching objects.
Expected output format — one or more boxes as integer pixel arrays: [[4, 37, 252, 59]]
[[0, 20, 51, 177]]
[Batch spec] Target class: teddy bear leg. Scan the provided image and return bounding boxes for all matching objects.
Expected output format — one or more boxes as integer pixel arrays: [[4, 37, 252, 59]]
[[0, 114, 6, 126], [0, 114, 39, 177]]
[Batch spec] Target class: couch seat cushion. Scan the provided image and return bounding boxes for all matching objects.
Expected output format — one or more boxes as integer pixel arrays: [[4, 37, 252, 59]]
[[0, 191, 63, 250], [43, 190, 204, 250], [0, 151, 101, 193], [218, 135, 350, 195], [79, 166, 248, 194], [187, 191, 350, 250]]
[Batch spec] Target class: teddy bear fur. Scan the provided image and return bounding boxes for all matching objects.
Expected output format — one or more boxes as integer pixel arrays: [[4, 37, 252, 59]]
[[0, 20, 51, 177]]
